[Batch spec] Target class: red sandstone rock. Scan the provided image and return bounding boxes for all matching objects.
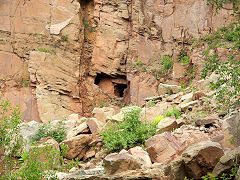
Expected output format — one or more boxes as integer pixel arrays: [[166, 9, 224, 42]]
[[103, 152, 142, 175], [61, 134, 92, 160], [145, 132, 183, 165], [128, 146, 152, 167]]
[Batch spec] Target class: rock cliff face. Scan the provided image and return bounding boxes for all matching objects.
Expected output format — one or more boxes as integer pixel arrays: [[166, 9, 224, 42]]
[[0, 0, 233, 122]]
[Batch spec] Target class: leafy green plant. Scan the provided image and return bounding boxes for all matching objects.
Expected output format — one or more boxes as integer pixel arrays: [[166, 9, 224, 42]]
[[62, 34, 68, 41], [31, 120, 66, 143], [200, 166, 238, 179], [19, 80, 30, 87], [37, 48, 54, 53], [142, 67, 147, 72], [148, 99, 157, 107], [99, 101, 110, 108], [178, 48, 190, 66], [179, 56, 190, 66], [160, 56, 174, 74], [185, 65, 197, 80], [201, 23, 240, 111], [0, 98, 22, 157], [83, 19, 96, 32], [16, 144, 61, 179], [165, 108, 181, 119], [152, 115, 164, 126], [207, 0, 240, 15], [100, 106, 157, 152], [136, 60, 142, 67], [1, 143, 78, 180]]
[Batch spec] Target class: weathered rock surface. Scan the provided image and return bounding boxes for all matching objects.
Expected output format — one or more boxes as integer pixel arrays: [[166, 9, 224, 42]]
[[61, 134, 92, 160], [180, 100, 198, 112], [20, 121, 40, 143], [55, 167, 169, 180], [181, 141, 224, 179], [166, 141, 224, 179], [213, 146, 240, 177], [103, 152, 142, 175], [92, 107, 116, 125], [173, 125, 210, 150], [0, 0, 234, 121], [128, 146, 152, 167], [145, 132, 182, 165], [221, 113, 240, 149], [157, 117, 180, 133], [158, 83, 181, 95], [66, 122, 89, 140]]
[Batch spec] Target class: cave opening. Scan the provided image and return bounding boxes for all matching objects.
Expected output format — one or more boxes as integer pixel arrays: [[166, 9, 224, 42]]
[[94, 73, 128, 98], [114, 84, 127, 97]]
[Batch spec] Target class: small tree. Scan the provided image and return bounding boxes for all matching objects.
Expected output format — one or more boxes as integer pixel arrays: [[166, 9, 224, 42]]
[[0, 98, 22, 157]]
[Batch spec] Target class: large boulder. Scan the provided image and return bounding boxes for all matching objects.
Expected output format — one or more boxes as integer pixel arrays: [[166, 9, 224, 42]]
[[61, 134, 92, 160], [86, 118, 101, 134], [128, 146, 152, 167], [103, 152, 142, 175], [145, 132, 183, 165], [146, 126, 211, 165], [182, 141, 224, 179], [220, 113, 240, 149], [172, 125, 210, 150], [213, 147, 240, 177], [166, 141, 224, 179]]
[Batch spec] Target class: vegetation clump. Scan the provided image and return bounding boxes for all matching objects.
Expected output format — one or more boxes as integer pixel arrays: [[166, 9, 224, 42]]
[[160, 56, 174, 73], [207, 0, 239, 15], [37, 48, 54, 53], [101, 106, 157, 152], [200, 23, 240, 111], [31, 120, 66, 143], [0, 98, 22, 157], [165, 108, 181, 119], [178, 48, 190, 66]]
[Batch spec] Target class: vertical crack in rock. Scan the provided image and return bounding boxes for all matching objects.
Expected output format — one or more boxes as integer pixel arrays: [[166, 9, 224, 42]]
[[78, 0, 96, 116]]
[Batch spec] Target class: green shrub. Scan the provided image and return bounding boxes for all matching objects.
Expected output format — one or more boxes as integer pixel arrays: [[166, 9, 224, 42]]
[[165, 108, 181, 119], [142, 67, 147, 72], [31, 120, 66, 143], [161, 56, 173, 72], [178, 48, 190, 66], [0, 98, 22, 157], [179, 56, 190, 66], [201, 22, 240, 111], [207, 0, 239, 14], [152, 115, 164, 126], [1, 143, 78, 180], [136, 60, 142, 67], [100, 106, 157, 152], [185, 65, 197, 80], [99, 101, 109, 108]]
